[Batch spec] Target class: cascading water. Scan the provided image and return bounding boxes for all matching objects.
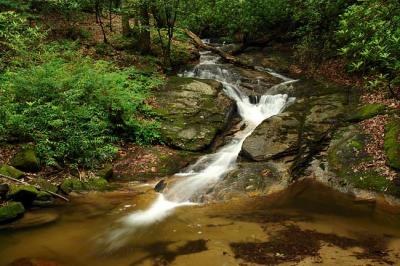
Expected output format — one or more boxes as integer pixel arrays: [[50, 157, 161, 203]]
[[102, 48, 296, 250]]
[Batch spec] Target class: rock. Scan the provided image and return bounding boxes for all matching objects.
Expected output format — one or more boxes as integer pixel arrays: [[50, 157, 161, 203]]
[[59, 177, 109, 194], [0, 201, 25, 223], [1, 211, 58, 230], [327, 125, 400, 197], [347, 103, 386, 122], [0, 183, 10, 198], [154, 179, 167, 192], [11, 148, 40, 172], [32, 191, 54, 207], [242, 112, 300, 161], [0, 164, 25, 179], [113, 145, 199, 181], [384, 118, 400, 170], [155, 77, 235, 151], [7, 185, 40, 206], [84, 177, 109, 191], [59, 178, 84, 194], [97, 164, 114, 180]]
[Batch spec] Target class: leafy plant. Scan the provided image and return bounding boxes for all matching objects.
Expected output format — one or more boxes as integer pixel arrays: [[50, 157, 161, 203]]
[[0, 54, 163, 168]]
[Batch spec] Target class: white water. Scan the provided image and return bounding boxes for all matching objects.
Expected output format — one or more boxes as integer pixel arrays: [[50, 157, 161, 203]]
[[103, 50, 295, 250]]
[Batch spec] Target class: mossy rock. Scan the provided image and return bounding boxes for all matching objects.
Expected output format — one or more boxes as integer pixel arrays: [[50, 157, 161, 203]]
[[32, 191, 54, 207], [0, 164, 25, 179], [384, 118, 400, 170], [97, 164, 114, 180], [11, 148, 40, 172], [59, 178, 85, 194], [0, 201, 25, 223], [7, 185, 40, 206], [60, 177, 109, 194], [84, 178, 109, 191], [328, 126, 400, 197], [347, 104, 386, 122]]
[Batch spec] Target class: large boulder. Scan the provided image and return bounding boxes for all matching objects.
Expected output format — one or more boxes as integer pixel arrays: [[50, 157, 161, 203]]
[[242, 113, 300, 161], [154, 77, 235, 151], [241, 92, 350, 179], [11, 148, 40, 172], [0, 201, 25, 223]]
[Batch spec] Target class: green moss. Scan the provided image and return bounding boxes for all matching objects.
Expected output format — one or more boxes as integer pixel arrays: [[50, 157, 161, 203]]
[[0, 164, 25, 179], [84, 178, 109, 191], [97, 164, 113, 180], [0, 201, 25, 223], [11, 148, 40, 172], [60, 178, 85, 194], [347, 104, 386, 122], [60, 177, 109, 193], [34, 178, 58, 194], [384, 119, 400, 170], [328, 125, 400, 197], [349, 140, 363, 150], [7, 185, 39, 205]]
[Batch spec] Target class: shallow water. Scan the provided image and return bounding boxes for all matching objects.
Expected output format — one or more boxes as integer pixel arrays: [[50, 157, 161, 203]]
[[1, 180, 400, 266]]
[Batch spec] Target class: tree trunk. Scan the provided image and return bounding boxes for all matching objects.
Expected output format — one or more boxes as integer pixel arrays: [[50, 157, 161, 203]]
[[121, 0, 131, 37], [137, 3, 151, 54]]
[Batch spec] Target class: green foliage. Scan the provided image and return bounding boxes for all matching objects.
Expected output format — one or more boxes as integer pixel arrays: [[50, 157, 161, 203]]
[[0, 51, 163, 168], [0, 11, 44, 70], [337, 0, 400, 92], [179, 0, 290, 39], [291, 0, 354, 63]]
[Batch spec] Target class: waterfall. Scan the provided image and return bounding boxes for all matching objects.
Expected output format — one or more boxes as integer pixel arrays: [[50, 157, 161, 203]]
[[102, 50, 296, 250]]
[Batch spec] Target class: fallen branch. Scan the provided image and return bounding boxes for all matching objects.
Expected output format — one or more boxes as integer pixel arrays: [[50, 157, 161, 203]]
[[0, 173, 69, 202], [184, 29, 254, 69]]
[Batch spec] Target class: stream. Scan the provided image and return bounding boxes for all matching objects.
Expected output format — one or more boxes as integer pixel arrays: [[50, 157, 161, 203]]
[[1, 49, 400, 266]]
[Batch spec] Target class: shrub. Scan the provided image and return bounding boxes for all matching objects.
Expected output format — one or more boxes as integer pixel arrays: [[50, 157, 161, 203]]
[[0, 55, 163, 168]]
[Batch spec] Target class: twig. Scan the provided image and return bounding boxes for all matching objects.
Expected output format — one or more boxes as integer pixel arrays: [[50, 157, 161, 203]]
[[0, 173, 69, 202]]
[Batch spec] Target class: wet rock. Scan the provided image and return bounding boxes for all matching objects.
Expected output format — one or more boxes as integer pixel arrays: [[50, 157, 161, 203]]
[[154, 77, 235, 151], [11, 148, 40, 172], [0, 201, 25, 223], [7, 185, 40, 206], [210, 162, 288, 200], [1, 211, 58, 230], [384, 118, 400, 170], [347, 103, 386, 122], [154, 179, 167, 192], [242, 112, 300, 161], [0, 164, 25, 179], [327, 125, 400, 197], [97, 164, 114, 180], [32, 191, 54, 207], [0, 183, 10, 198]]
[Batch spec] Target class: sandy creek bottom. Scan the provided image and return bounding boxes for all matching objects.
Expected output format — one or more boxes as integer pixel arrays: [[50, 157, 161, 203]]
[[1, 180, 400, 266]]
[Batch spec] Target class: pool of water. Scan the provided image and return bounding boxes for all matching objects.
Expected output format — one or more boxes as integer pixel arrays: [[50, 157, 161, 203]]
[[1, 180, 400, 266]]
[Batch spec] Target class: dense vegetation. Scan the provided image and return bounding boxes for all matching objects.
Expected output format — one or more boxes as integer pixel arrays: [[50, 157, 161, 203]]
[[0, 0, 399, 170]]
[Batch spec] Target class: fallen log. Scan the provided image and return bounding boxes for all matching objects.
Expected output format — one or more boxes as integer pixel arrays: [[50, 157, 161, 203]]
[[0, 173, 69, 202], [184, 29, 254, 69]]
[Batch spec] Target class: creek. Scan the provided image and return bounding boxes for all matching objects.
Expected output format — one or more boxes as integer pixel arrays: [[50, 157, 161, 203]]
[[1, 48, 400, 266]]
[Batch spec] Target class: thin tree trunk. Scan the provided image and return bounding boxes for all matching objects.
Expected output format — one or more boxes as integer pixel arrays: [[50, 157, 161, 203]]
[[96, 0, 108, 43], [137, 3, 151, 54]]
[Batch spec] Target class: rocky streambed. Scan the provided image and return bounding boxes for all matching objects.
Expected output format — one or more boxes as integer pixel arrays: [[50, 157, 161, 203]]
[[1, 47, 400, 266]]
